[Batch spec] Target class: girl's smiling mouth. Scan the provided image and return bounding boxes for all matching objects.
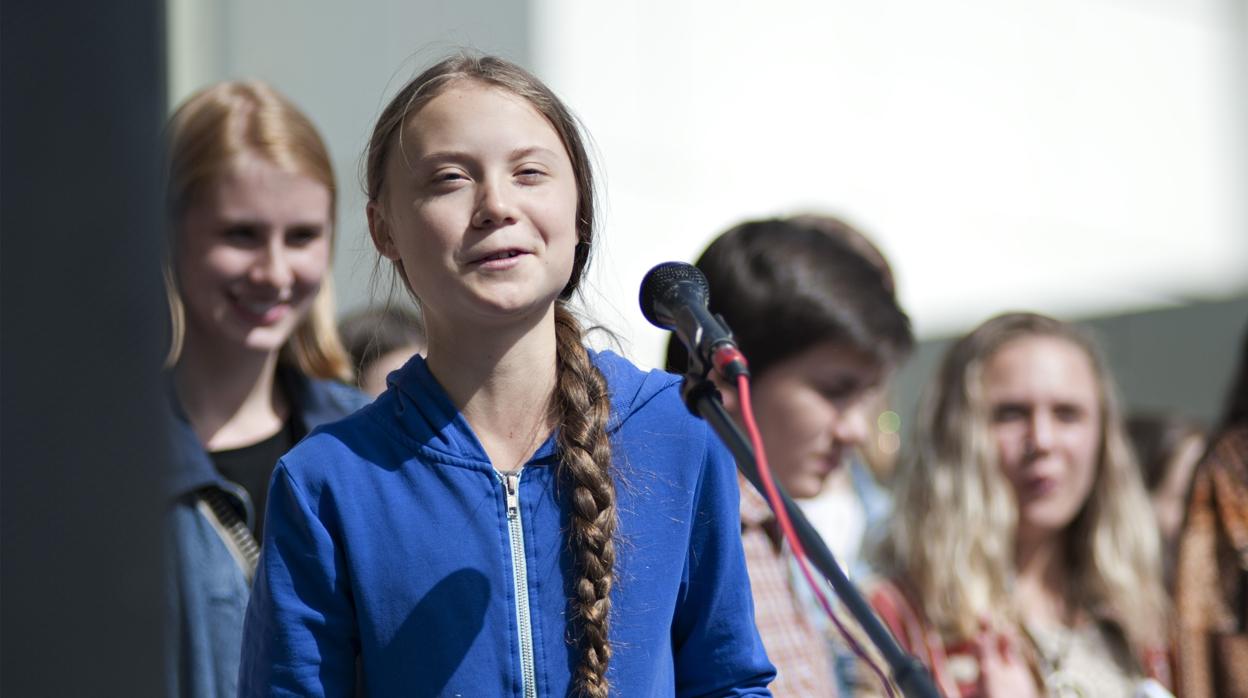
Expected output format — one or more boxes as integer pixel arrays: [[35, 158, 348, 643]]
[[471, 248, 529, 269]]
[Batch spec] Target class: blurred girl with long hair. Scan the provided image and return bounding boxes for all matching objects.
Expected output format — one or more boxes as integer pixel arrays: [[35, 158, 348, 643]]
[[164, 80, 367, 698], [867, 312, 1169, 697]]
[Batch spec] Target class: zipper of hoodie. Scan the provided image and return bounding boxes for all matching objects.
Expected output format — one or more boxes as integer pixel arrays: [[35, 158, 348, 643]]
[[497, 468, 537, 698]]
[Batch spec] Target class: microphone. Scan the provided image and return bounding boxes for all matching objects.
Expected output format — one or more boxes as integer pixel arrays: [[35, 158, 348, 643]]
[[639, 262, 748, 380]]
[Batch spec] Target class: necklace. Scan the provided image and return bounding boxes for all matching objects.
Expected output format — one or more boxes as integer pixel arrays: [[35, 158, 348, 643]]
[[1023, 621, 1087, 698]]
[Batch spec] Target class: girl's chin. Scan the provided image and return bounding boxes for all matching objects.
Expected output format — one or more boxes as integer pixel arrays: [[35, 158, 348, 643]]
[[221, 302, 308, 349], [1017, 511, 1081, 540], [782, 476, 826, 500], [234, 322, 300, 354]]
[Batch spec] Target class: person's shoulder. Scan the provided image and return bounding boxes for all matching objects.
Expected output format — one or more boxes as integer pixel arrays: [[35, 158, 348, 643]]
[[860, 575, 929, 641], [304, 376, 371, 419], [279, 362, 371, 429], [590, 349, 692, 429], [860, 574, 904, 599], [591, 348, 678, 388], [589, 350, 734, 493], [277, 398, 393, 492]]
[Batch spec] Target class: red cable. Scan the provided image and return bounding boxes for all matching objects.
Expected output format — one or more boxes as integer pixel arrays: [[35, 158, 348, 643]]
[[735, 374, 898, 698]]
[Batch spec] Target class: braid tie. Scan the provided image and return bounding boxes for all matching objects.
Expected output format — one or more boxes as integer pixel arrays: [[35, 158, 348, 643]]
[[553, 305, 616, 698]]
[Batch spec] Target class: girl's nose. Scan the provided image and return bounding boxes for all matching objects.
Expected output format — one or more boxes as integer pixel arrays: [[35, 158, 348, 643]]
[[831, 399, 872, 448], [471, 178, 519, 229], [1025, 411, 1055, 456], [251, 240, 294, 288]]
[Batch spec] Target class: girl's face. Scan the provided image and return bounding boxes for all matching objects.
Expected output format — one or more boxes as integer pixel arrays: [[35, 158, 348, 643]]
[[369, 82, 579, 331], [177, 153, 332, 356], [982, 335, 1102, 542], [747, 341, 883, 499]]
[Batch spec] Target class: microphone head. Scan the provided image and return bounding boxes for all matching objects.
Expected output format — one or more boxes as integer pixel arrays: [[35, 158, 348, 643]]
[[639, 261, 710, 329]]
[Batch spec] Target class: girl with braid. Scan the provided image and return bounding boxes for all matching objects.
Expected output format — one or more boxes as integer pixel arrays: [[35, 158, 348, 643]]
[[239, 54, 775, 697]]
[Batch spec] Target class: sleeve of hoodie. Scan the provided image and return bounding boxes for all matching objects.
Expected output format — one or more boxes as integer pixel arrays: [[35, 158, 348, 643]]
[[238, 462, 357, 697], [671, 425, 776, 697]]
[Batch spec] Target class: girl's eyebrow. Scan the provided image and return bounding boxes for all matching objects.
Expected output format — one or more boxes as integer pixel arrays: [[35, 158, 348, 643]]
[[416, 150, 472, 164], [508, 146, 560, 161], [414, 146, 558, 166]]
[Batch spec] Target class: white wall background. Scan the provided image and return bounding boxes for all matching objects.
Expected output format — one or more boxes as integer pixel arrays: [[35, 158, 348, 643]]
[[169, 0, 1246, 369], [533, 0, 1247, 366]]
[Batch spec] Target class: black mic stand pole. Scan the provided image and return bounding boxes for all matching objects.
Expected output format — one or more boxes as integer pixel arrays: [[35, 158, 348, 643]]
[[682, 377, 940, 698]]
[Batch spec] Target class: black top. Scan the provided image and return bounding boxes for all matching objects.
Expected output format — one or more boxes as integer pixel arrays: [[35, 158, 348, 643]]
[[210, 418, 302, 539]]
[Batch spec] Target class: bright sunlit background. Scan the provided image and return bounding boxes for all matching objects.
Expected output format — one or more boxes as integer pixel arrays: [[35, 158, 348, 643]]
[[167, 0, 1247, 417], [535, 0, 1244, 349]]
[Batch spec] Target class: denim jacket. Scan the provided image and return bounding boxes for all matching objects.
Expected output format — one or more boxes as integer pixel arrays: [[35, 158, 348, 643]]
[[165, 366, 368, 698]]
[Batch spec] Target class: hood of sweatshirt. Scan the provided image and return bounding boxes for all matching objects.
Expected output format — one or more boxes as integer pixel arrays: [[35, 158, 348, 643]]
[[377, 349, 682, 469]]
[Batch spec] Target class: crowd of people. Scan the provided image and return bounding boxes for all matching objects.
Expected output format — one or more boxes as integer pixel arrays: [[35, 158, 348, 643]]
[[162, 53, 1247, 697]]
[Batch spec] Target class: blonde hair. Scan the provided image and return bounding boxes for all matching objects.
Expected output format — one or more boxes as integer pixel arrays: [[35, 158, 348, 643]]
[[878, 312, 1167, 656], [164, 80, 351, 382], [365, 54, 615, 697]]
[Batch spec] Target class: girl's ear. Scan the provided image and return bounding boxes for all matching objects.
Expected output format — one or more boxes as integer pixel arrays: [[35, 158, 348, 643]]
[[367, 201, 400, 261]]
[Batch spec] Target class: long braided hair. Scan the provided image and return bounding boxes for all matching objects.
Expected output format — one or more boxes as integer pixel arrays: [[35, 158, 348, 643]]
[[364, 54, 617, 697]]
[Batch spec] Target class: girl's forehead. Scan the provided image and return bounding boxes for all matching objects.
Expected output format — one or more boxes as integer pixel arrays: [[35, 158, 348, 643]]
[[195, 151, 327, 210], [387, 83, 573, 183], [983, 335, 1100, 400], [403, 82, 552, 139]]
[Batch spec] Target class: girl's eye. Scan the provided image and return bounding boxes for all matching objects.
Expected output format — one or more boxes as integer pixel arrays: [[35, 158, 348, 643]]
[[516, 167, 547, 182], [286, 226, 323, 247], [223, 224, 261, 245], [1053, 404, 1085, 423], [992, 404, 1029, 423], [816, 381, 858, 403], [433, 170, 468, 184]]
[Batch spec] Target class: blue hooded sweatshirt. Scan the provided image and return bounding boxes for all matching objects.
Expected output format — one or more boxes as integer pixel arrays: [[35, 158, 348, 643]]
[[239, 350, 775, 697]]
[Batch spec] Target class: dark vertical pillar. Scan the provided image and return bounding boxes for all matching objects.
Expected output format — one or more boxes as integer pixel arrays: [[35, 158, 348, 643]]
[[2, 1, 169, 695]]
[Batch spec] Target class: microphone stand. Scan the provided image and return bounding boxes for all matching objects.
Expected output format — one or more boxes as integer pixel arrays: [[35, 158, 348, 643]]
[[681, 376, 940, 698]]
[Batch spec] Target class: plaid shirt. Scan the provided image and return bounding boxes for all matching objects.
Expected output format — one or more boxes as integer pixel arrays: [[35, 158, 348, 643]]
[[740, 475, 839, 697]]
